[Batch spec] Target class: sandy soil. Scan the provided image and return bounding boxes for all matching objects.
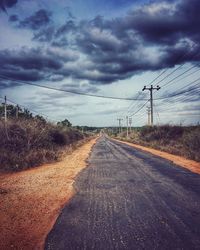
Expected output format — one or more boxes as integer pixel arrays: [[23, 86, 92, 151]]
[[114, 138, 200, 175], [0, 138, 97, 250]]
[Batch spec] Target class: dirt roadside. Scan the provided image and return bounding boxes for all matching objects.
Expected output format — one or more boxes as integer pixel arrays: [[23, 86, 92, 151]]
[[0, 137, 97, 250], [113, 138, 200, 175]]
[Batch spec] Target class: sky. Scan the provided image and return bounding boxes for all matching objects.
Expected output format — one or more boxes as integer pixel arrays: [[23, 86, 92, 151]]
[[0, 0, 199, 127]]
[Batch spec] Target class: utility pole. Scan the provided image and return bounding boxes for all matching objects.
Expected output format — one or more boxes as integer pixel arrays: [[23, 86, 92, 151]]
[[16, 105, 19, 119], [126, 116, 129, 138], [4, 96, 9, 140], [117, 118, 123, 134], [147, 106, 151, 126], [4, 96, 7, 124], [142, 85, 160, 125], [129, 117, 132, 133]]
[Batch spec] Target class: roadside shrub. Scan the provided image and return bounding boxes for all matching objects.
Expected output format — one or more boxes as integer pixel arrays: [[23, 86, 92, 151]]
[[182, 127, 200, 161], [121, 124, 200, 162], [49, 129, 68, 146], [0, 118, 85, 172], [140, 125, 184, 142]]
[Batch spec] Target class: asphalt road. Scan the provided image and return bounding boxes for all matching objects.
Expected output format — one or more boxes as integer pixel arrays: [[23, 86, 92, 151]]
[[45, 135, 200, 250]]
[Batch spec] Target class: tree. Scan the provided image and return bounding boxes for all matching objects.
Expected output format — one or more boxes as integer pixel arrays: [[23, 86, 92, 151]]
[[35, 115, 46, 123], [0, 103, 44, 121], [0, 103, 22, 118], [57, 119, 72, 128]]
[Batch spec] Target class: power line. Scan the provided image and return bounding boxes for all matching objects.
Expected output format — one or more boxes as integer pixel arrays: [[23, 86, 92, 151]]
[[155, 83, 200, 112], [158, 79, 200, 100], [151, 46, 200, 88], [127, 92, 142, 113], [0, 96, 55, 122], [142, 85, 161, 125], [155, 64, 187, 86], [147, 43, 199, 87], [126, 66, 200, 114], [160, 64, 200, 88], [0, 74, 148, 101], [129, 100, 149, 117], [126, 46, 200, 117], [153, 104, 161, 124], [160, 67, 200, 89], [148, 68, 169, 86]]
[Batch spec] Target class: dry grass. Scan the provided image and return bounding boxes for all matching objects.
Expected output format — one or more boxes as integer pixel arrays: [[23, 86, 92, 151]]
[[114, 138, 200, 175], [0, 137, 97, 250], [0, 118, 85, 172], [117, 125, 200, 162]]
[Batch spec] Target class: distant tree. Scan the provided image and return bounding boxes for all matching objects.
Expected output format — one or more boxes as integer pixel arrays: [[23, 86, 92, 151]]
[[19, 108, 33, 119], [0, 103, 39, 120], [0, 103, 23, 118], [57, 119, 72, 127], [35, 115, 47, 123]]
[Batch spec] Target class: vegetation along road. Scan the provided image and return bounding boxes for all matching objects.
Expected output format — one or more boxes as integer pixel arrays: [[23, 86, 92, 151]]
[[45, 135, 200, 250]]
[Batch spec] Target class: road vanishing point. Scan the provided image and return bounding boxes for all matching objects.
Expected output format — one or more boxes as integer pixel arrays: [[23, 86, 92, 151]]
[[45, 135, 200, 250]]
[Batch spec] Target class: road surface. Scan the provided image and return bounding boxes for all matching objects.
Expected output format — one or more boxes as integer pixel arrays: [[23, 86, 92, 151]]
[[45, 136, 200, 250]]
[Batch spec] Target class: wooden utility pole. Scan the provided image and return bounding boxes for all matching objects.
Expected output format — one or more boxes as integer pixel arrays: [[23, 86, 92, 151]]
[[126, 116, 129, 138], [129, 117, 132, 133], [16, 105, 19, 118], [147, 106, 151, 126], [4, 96, 7, 123], [142, 85, 160, 125], [4, 96, 9, 139], [117, 118, 123, 134]]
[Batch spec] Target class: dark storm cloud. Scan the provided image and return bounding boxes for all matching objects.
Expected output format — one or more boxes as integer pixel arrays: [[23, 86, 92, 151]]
[[51, 37, 68, 48], [19, 9, 52, 30], [0, 79, 21, 89], [1, 69, 43, 82], [33, 26, 55, 42], [0, 47, 78, 84], [61, 83, 99, 94], [2, 0, 200, 88], [0, 48, 63, 71], [8, 9, 55, 43], [32, 20, 77, 46], [0, 0, 17, 12], [56, 20, 77, 37], [9, 14, 18, 22], [101, 0, 200, 45], [70, 0, 200, 84]]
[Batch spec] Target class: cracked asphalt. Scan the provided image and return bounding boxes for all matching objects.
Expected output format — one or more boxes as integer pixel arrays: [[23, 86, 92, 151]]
[[45, 135, 200, 250]]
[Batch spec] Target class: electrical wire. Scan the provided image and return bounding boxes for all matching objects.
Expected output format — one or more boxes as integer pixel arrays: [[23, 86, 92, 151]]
[[159, 67, 200, 90], [129, 100, 149, 117], [0, 74, 149, 101], [0, 72, 199, 102], [0, 96, 55, 122], [127, 92, 142, 113], [155, 78, 200, 100], [160, 64, 200, 88], [147, 43, 199, 87]]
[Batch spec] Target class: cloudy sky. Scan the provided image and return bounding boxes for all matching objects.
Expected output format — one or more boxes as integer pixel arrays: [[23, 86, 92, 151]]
[[0, 0, 199, 126]]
